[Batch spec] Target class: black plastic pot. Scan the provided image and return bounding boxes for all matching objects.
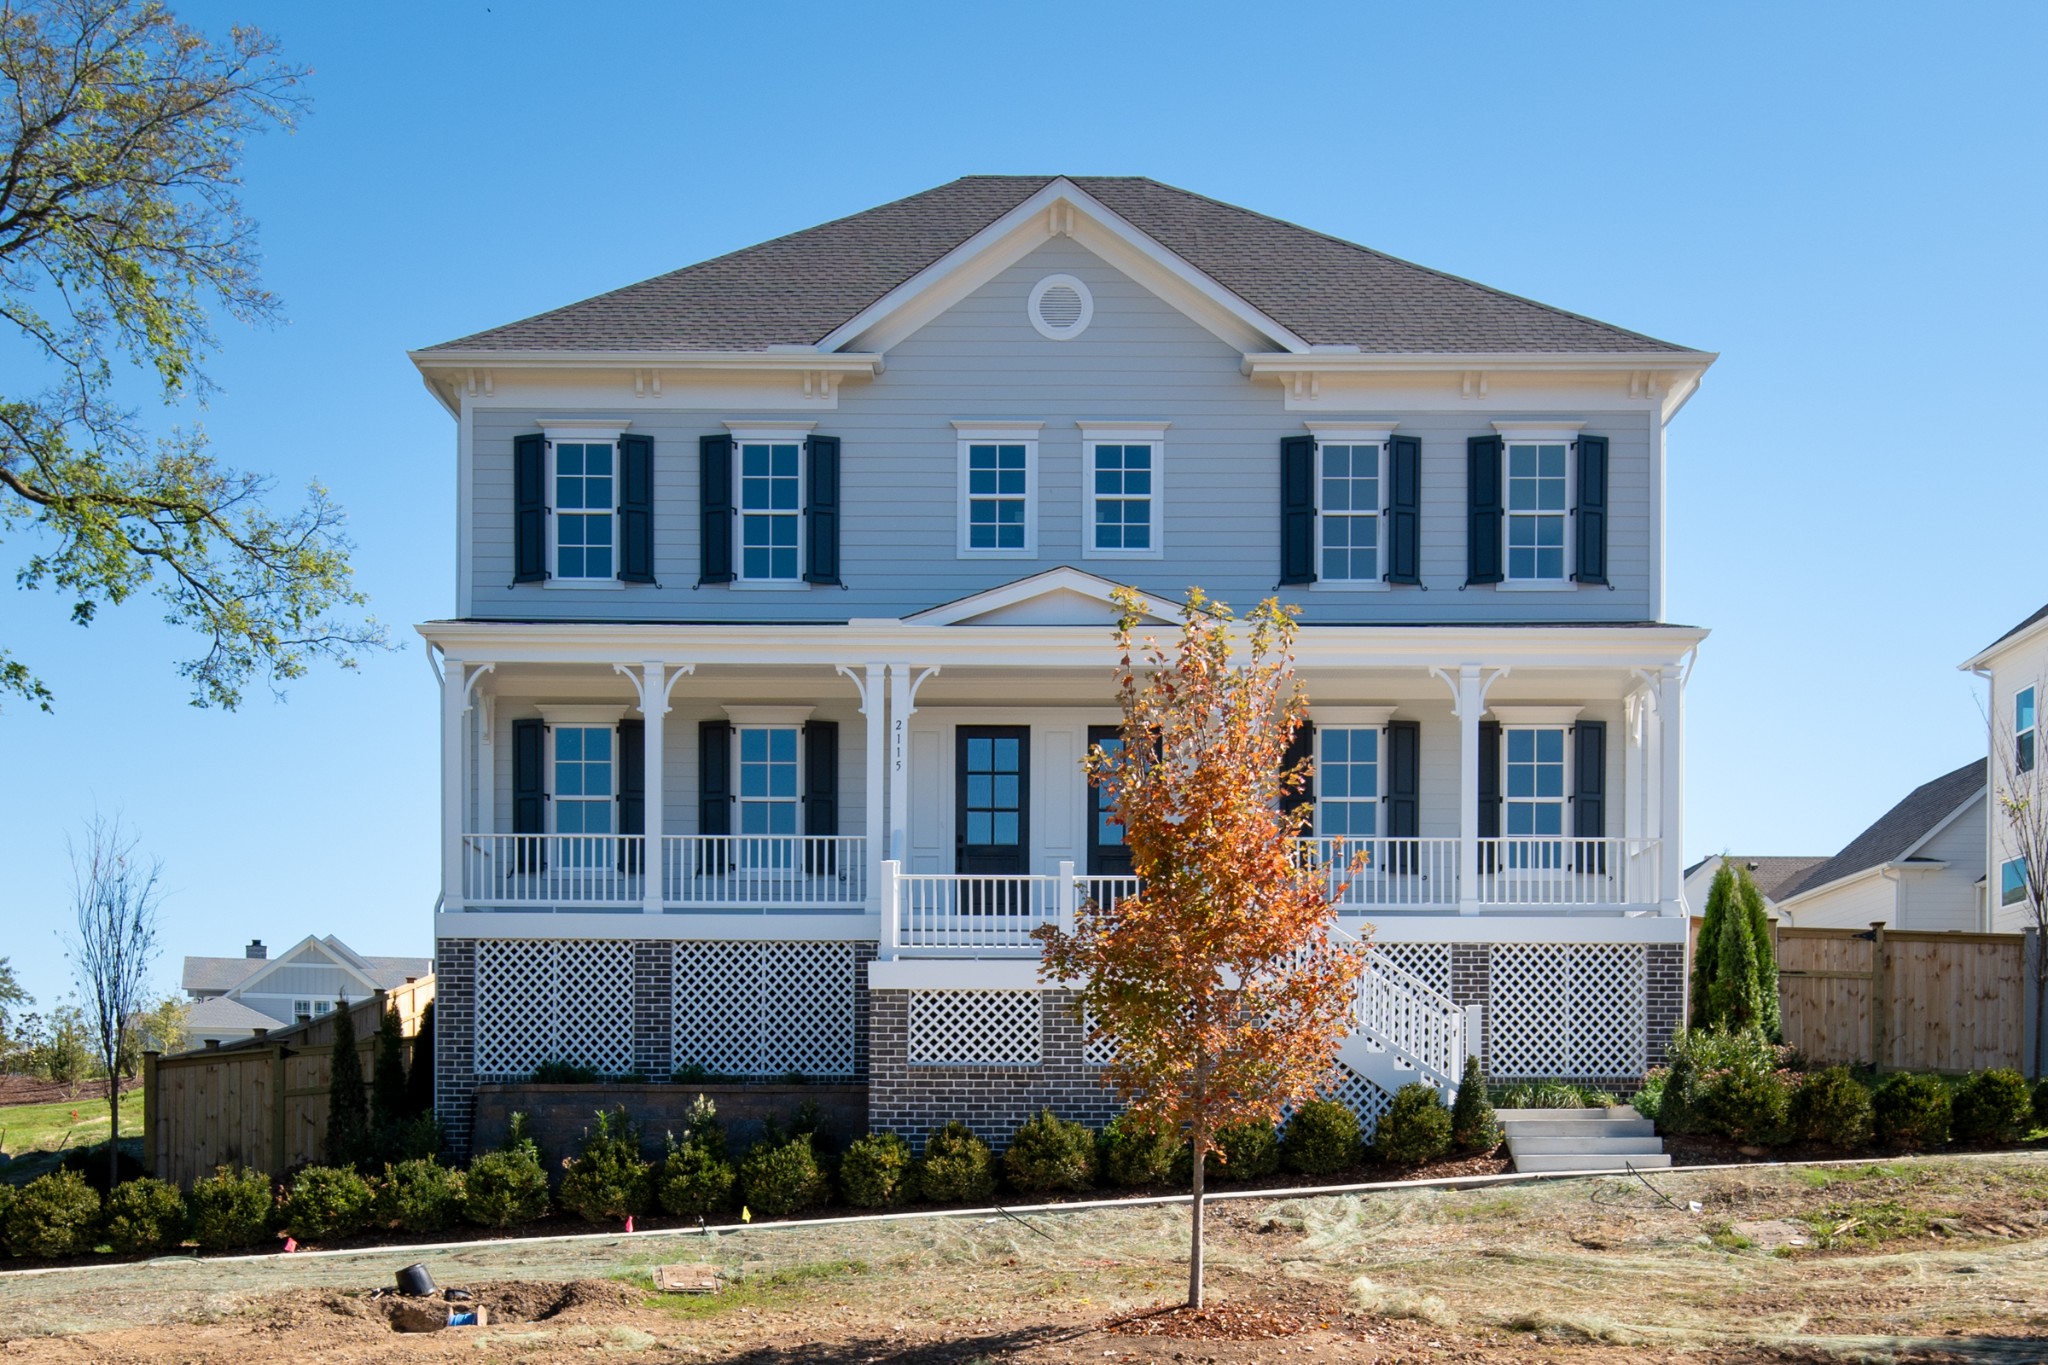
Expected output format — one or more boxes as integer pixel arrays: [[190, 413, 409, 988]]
[[395, 1263, 437, 1297]]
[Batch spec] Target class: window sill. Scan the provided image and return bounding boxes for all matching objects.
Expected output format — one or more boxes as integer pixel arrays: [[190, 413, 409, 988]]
[[958, 548, 1039, 560], [1494, 580, 1579, 593], [544, 579, 626, 591], [728, 580, 813, 592], [1309, 580, 1390, 593]]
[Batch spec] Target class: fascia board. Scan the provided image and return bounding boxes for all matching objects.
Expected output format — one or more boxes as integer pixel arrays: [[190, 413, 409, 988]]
[[1774, 866, 1883, 911], [1895, 787, 1987, 861], [409, 350, 884, 374], [1959, 614, 2048, 672], [1240, 350, 1719, 373], [902, 566, 1186, 626], [231, 936, 383, 1001]]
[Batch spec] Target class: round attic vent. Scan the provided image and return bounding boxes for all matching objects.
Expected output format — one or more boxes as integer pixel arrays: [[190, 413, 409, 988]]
[[1028, 274, 1093, 340]]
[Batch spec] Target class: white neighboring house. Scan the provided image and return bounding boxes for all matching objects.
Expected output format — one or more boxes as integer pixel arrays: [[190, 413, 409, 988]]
[[1963, 603, 2048, 930], [1681, 855, 1828, 922], [181, 937, 433, 1047], [1765, 762, 1987, 931]]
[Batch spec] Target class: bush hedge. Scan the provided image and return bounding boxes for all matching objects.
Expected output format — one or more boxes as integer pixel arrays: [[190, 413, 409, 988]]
[[1450, 1057, 1502, 1152], [104, 1176, 188, 1253], [1692, 1065, 1791, 1147], [559, 1109, 653, 1223], [190, 1166, 275, 1249], [1003, 1110, 1095, 1194], [462, 1145, 550, 1228], [1097, 1115, 1176, 1188], [1374, 1084, 1453, 1166], [376, 1159, 465, 1234], [838, 1131, 916, 1208], [284, 1165, 376, 1241], [917, 1121, 998, 1203], [1282, 1099, 1360, 1176], [1787, 1067, 1873, 1148], [5, 1170, 101, 1258], [1952, 1068, 2032, 1144], [739, 1134, 831, 1217], [1874, 1072, 1951, 1151], [1207, 1119, 1282, 1182]]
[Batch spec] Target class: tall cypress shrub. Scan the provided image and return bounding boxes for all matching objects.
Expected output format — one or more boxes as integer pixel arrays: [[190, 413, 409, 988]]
[[371, 1004, 407, 1135], [1707, 889, 1767, 1032], [326, 999, 369, 1168], [1691, 861, 1734, 1027], [1734, 865, 1781, 1040], [405, 1003, 436, 1117]]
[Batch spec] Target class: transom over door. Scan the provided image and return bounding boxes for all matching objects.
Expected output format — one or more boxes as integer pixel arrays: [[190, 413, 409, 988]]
[[956, 727, 1030, 876]]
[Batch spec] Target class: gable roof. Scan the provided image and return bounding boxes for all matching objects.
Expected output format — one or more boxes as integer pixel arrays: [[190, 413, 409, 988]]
[[1685, 854, 1831, 904], [182, 996, 281, 1035], [1786, 760, 1987, 900], [182, 937, 430, 998], [900, 567, 1182, 627], [421, 176, 1695, 358], [1967, 601, 2048, 665]]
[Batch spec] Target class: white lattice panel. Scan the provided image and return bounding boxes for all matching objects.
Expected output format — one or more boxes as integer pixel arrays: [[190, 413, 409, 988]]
[[1375, 943, 1453, 997], [1490, 944, 1647, 1079], [1324, 1062, 1396, 1140], [672, 941, 856, 1079], [474, 939, 635, 1080], [1081, 1007, 1118, 1068], [908, 990, 1042, 1066]]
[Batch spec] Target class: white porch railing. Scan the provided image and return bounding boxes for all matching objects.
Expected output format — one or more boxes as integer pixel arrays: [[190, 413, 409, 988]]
[[894, 872, 1060, 952], [1471, 837, 1660, 907], [662, 836, 868, 909], [1300, 837, 1461, 909], [461, 834, 647, 908], [1348, 939, 1468, 1091]]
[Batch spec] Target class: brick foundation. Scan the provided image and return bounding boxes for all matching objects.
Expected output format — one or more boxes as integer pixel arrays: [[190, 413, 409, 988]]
[[1645, 942, 1684, 1067], [433, 938, 478, 1156]]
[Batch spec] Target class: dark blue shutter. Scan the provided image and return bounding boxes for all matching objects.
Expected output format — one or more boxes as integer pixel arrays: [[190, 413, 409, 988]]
[[698, 721, 731, 836], [802, 435, 841, 585], [1280, 435, 1317, 585], [1385, 436, 1421, 585], [1466, 435, 1503, 586], [618, 434, 654, 584], [1571, 434, 1608, 586], [513, 717, 545, 874], [1477, 721, 1502, 841], [698, 434, 734, 585], [1281, 719, 1314, 835], [803, 720, 839, 873], [617, 718, 644, 872], [1384, 719, 1420, 873], [1573, 721, 1606, 838], [514, 434, 547, 583]]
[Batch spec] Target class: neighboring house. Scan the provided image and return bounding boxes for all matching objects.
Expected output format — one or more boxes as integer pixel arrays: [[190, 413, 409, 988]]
[[1963, 603, 2048, 930], [1681, 855, 1828, 921], [1767, 762, 1987, 931], [411, 175, 1716, 1154], [181, 936, 433, 1047]]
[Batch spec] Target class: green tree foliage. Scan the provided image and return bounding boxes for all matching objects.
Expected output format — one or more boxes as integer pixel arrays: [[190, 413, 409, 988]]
[[369, 1004, 406, 1143], [324, 999, 367, 1168], [122, 994, 187, 1071], [1693, 862, 1777, 1035], [1449, 1056, 1503, 1152], [0, 0, 386, 711], [403, 1002, 434, 1116], [0, 958, 29, 1065]]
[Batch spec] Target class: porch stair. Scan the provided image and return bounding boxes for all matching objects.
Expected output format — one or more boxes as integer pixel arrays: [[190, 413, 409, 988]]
[[1330, 936, 1468, 1109], [1500, 1106, 1669, 1172]]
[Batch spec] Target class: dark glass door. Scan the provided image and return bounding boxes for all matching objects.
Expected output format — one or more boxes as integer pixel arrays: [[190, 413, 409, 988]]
[[956, 727, 1029, 877], [1086, 725, 1134, 877]]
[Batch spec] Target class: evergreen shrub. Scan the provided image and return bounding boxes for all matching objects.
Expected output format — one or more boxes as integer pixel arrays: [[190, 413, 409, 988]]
[[558, 1109, 653, 1222], [1373, 1083, 1453, 1166], [376, 1159, 465, 1233], [1282, 1099, 1360, 1176], [1450, 1057, 1502, 1152], [103, 1176, 188, 1253], [1096, 1114, 1175, 1188], [1209, 1119, 1282, 1181], [1003, 1110, 1095, 1193], [5, 1170, 101, 1258], [1787, 1067, 1874, 1148], [283, 1165, 376, 1241], [739, 1134, 831, 1217], [189, 1166, 274, 1249], [463, 1119, 550, 1227], [1951, 1068, 2032, 1144], [916, 1121, 998, 1203], [838, 1131, 916, 1208], [1873, 1073, 1951, 1151], [1693, 1066, 1791, 1146]]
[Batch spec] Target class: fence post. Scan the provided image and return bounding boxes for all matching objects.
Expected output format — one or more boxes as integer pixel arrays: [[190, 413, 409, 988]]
[[1868, 921, 1888, 1074], [878, 859, 901, 961], [141, 1050, 159, 1178], [270, 1045, 289, 1178], [1058, 859, 1077, 936], [2026, 928, 2041, 1081]]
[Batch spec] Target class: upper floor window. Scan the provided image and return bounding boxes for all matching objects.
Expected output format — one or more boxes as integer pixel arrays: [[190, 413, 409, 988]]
[[1319, 443, 1383, 584], [738, 441, 803, 582], [1468, 423, 1607, 591], [701, 427, 839, 590], [2017, 686, 2037, 773], [553, 440, 615, 582], [1505, 442, 1568, 583], [1318, 726, 1381, 838], [954, 423, 1040, 558], [1082, 423, 1167, 560], [2003, 856, 2029, 907], [514, 427, 650, 589]]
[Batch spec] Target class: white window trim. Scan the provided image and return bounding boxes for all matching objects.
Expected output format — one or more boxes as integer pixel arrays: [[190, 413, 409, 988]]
[[293, 999, 312, 1021], [1497, 719, 1575, 843], [1492, 422, 1582, 592], [1079, 422, 1169, 561], [543, 714, 625, 837], [729, 718, 807, 838], [1313, 718, 1392, 841], [1304, 424, 1399, 592], [953, 422, 1042, 559], [2016, 685, 2037, 773], [727, 423, 816, 590], [544, 431, 626, 590]]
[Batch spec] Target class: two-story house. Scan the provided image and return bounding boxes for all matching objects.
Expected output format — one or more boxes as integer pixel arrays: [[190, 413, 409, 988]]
[[411, 176, 1714, 1153], [1964, 605, 2048, 931], [181, 936, 432, 1047]]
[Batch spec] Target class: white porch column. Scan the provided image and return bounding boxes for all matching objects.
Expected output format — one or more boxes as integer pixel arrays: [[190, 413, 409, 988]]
[[885, 663, 939, 864], [860, 664, 886, 908], [440, 657, 467, 912], [640, 662, 667, 915], [1657, 663, 1685, 914], [1456, 664, 1483, 914]]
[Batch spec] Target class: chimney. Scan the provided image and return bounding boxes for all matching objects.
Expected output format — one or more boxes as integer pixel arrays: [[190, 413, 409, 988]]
[[246, 939, 267, 960]]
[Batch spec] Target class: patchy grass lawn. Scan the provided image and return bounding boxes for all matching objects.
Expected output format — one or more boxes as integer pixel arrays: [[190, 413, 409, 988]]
[[3, 1154, 2048, 1361], [0, 1093, 134, 1161]]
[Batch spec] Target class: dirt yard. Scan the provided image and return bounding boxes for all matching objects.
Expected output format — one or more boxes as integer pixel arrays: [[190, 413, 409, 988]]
[[3, 1155, 2047, 1363]]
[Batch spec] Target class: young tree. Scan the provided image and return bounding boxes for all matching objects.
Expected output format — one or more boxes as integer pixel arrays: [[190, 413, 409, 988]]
[[67, 813, 163, 1191], [1689, 860, 1732, 1027], [1038, 587, 1362, 1309], [403, 1001, 435, 1117], [123, 994, 188, 1071], [1692, 861, 1777, 1035], [369, 1002, 406, 1140], [0, 958, 30, 1066], [0, 0, 386, 711], [1735, 864, 1781, 1040], [324, 997, 367, 1167]]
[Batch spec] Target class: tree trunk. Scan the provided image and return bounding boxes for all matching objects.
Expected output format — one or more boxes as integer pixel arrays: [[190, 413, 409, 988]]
[[108, 1075, 120, 1193], [1187, 1123, 1206, 1309]]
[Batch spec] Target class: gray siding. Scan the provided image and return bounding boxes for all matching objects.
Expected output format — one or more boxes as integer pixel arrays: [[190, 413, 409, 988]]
[[464, 239, 1658, 624]]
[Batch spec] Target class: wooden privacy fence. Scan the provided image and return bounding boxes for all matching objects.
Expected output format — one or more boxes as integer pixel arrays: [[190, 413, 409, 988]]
[[1776, 926, 2021, 1073], [143, 975, 433, 1188]]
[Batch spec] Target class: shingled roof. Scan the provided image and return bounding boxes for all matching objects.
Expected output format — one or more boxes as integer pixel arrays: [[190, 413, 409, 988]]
[[422, 176, 1694, 357], [1786, 760, 1987, 899], [1686, 854, 1831, 904]]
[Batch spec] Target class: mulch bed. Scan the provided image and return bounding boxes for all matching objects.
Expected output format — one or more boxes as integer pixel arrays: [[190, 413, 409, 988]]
[[0, 1075, 140, 1107], [1104, 1302, 1325, 1340]]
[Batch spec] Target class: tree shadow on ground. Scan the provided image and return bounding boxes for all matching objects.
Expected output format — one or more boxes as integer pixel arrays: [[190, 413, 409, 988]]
[[719, 1322, 1094, 1363]]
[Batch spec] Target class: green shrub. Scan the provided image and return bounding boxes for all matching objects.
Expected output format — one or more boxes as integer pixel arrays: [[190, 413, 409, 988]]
[[1658, 1027, 1787, 1136], [283, 1165, 376, 1241], [1450, 1057, 1502, 1152], [1003, 1110, 1095, 1194], [462, 1146, 550, 1227], [1492, 1080, 1589, 1110], [1374, 1083, 1454, 1166], [377, 1113, 444, 1165], [1788, 1067, 1874, 1148], [103, 1176, 187, 1254], [1952, 1068, 2033, 1145], [5, 1170, 101, 1258], [375, 1159, 465, 1234], [189, 1166, 274, 1249], [1209, 1119, 1282, 1182], [1692, 1065, 1792, 1146], [838, 1132, 916, 1208], [739, 1135, 831, 1217], [0, 1184, 14, 1255], [659, 1143, 737, 1218], [1874, 1073, 1952, 1151], [559, 1109, 653, 1223], [1096, 1114, 1176, 1188], [916, 1121, 998, 1203], [1282, 1099, 1361, 1176], [1632, 1070, 1668, 1123], [2034, 1076, 2048, 1130], [532, 1060, 602, 1084]]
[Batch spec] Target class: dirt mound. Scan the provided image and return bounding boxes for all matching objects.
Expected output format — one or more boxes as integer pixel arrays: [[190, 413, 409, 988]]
[[0, 1075, 140, 1106], [242, 1278, 640, 1337], [463, 1278, 641, 1324]]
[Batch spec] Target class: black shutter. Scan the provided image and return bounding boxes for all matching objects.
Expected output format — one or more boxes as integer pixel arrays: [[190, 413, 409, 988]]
[[514, 434, 547, 583], [1384, 719, 1420, 873], [513, 717, 545, 873], [1466, 435, 1504, 586], [1280, 435, 1317, 585], [698, 721, 731, 836], [698, 434, 734, 585], [1281, 719, 1315, 835], [802, 435, 841, 585], [1477, 721, 1502, 841], [617, 718, 645, 872], [1573, 720, 1606, 838], [618, 434, 654, 584], [803, 720, 839, 873], [1572, 434, 1608, 586], [1385, 435, 1421, 585]]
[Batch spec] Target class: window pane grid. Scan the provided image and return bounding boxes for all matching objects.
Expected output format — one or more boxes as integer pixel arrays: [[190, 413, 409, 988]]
[[1320, 727, 1378, 838], [555, 442, 615, 580], [1506, 442, 1567, 581], [554, 725, 615, 839], [1503, 727, 1565, 856], [740, 442, 802, 581], [1319, 443, 1380, 582], [737, 726, 801, 844], [966, 443, 1029, 550], [963, 735, 1022, 847], [1091, 444, 1154, 552]]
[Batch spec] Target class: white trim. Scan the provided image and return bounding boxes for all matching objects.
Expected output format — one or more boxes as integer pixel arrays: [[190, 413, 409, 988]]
[[1310, 705, 1399, 725], [535, 420, 632, 439], [1488, 706, 1584, 725], [956, 431, 1039, 559], [227, 936, 383, 1002], [1027, 273, 1094, 341], [1302, 422, 1399, 444], [721, 705, 816, 725], [435, 911, 882, 941], [1491, 420, 1586, 441], [1896, 786, 1988, 861], [544, 579, 624, 591], [732, 432, 808, 585], [1311, 433, 1390, 590], [1314, 721, 1387, 841], [949, 421, 1045, 437], [724, 420, 818, 441], [544, 435, 621, 586], [1500, 434, 1574, 588], [868, 958, 1044, 990], [535, 704, 632, 724], [1078, 424, 1167, 561], [898, 566, 1184, 628]]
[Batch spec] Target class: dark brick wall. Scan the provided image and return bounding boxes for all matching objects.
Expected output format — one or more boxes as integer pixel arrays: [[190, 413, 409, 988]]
[[1645, 942, 1684, 1067], [632, 942, 673, 1080], [473, 1082, 867, 1164], [1450, 943, 1490, 1071], [867, 988, 1118, 1150], [433, 938, 478, 1157]]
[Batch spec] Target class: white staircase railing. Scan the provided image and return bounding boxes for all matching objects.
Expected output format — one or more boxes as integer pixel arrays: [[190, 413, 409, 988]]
[[1331, 924, 1468, 1096]]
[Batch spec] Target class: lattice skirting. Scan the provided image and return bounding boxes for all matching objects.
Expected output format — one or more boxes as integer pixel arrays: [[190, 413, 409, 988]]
[[1489, 943, 1648, 1078], [673, 941, 858, 1079], [908, 990, 1043, 1066], [1374, 942, 1453, 997], [473, 939, 635, 1080], [1324, 1062, 1397, 1140]]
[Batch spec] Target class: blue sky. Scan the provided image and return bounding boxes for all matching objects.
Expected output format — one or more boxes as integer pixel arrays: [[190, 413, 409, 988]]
[[3, 1, 2043, 1008]]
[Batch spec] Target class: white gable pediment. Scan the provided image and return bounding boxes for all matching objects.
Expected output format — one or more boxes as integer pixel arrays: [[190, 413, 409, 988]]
[[231, 934, 382, 1001], [904, 568, 1180, 628]]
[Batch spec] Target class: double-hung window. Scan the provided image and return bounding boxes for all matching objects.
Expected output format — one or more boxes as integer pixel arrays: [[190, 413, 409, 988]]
[[2003, 856, 2029, 908], [1485, 421, 1592, 589], [1503, 726, 1568, 866], [1505, 443, 1568, 583], [553, 439, 616, 582], [954, 423, 1040, 557], [1318, 727, 1381, 839], [1319, 445, 1381, 583], [552, 724, 615, 855], [1081, 423, 1167, 559], [738, 441, 803, 582], [2017, 687, 2037, 774]]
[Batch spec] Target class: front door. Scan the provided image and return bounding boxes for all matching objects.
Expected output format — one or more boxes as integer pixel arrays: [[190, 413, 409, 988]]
[[956, 727, 1029, 876], [1086, 725, 1134, 877]]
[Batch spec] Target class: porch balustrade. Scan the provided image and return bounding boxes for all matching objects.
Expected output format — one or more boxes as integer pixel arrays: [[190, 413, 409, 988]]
[[1301, 836, 1461, 909], [1470, 837, 1659, 907], [460, 834, 866, 910]]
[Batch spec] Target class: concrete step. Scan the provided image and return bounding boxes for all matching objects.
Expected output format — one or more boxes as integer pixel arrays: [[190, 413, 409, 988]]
[[1499, 1106, 1641, 1123], [1507, 1135, 1667, 1156], [1511, 1151, 1672, 1173], [1496, 1117, 1656, 1138]]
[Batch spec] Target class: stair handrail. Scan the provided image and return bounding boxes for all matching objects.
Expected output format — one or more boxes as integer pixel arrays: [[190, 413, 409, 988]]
[[1327, 923, 1467, 1092]]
